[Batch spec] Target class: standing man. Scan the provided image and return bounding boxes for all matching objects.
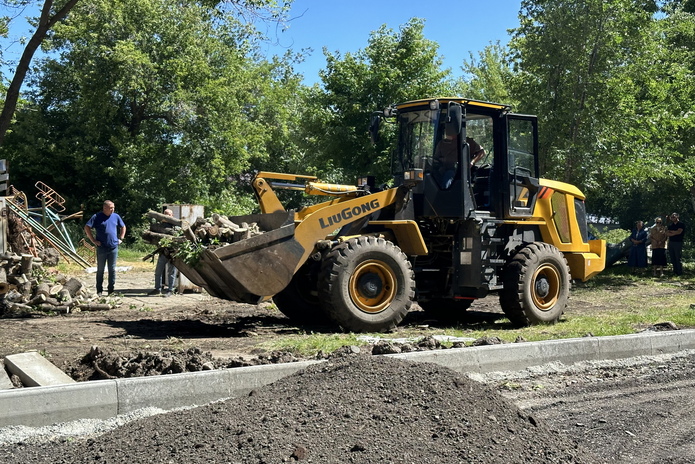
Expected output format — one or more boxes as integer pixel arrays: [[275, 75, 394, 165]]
[[84, 200, 126, 295], [666, 212, 685, 276], [149, 208, 178, 297]]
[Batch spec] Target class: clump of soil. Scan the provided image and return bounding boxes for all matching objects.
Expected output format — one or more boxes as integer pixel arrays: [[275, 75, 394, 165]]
[[63, 336, 525, 382], [2, 355, 595, 463], [66, 346, 305, 382]]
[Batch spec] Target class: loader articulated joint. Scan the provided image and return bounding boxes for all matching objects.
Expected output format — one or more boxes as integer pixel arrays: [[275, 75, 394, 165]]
[[316, 239, 338, 250]]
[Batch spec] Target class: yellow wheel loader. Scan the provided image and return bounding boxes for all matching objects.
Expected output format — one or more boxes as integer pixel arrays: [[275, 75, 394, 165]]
[[173, 98, 606, 332]]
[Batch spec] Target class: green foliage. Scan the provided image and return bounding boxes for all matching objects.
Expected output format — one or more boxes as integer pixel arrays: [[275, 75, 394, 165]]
[[509, 0, 695, 223], [455, 42, 517, 107], [589, 225, 630, 244], [303, 18, 455, 184], [173, 240, 205, 267], [1, 0, 302, 225]]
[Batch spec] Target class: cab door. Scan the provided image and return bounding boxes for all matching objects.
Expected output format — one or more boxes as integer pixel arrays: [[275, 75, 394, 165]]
[[504, 115, 539, 218]]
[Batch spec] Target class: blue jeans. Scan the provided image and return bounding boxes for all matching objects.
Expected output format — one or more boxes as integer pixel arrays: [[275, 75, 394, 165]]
[[154, 253, 178, 291], [96, 246, 118, 293]]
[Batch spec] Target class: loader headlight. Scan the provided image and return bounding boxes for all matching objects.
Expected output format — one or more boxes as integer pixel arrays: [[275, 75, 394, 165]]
[[403, 169, 424, 185], [357, 176, 376, 190]]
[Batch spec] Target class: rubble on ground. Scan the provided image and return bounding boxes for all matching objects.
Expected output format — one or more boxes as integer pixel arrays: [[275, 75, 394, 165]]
[[0, 253, 118, 318], [63, 335, 527, 383]]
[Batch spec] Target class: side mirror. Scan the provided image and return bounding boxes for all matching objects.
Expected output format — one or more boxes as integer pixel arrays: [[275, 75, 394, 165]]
[[369, 114, 381, 144], [444, 102, 462, 138]]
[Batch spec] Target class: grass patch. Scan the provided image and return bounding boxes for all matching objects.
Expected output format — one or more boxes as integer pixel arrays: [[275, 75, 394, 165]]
[[259, 266, 695, 355], [258, 333, 365, 357], [52, 245, 155, 276]]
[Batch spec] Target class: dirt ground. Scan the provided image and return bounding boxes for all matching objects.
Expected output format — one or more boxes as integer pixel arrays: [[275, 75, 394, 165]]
[[0, 266, 519, 381], [2, 267, 695, 462], [0, 266, 692, 381]]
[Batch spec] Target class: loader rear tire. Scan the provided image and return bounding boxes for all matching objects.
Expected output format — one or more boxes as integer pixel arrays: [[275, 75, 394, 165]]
[[499, 242, 570, 327], [273, 261, 328, 325], [319, 236, 415, 333]]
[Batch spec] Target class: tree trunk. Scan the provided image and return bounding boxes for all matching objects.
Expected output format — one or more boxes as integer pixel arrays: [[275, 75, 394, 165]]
[[0, 0, 81, 146], [63, 277, 84, 298], [20, 254, 34, 275], [146, 210, 185, 227], [35, 282, 51, 299]]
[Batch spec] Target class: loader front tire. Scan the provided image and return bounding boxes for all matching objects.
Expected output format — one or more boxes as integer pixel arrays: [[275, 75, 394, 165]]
[[319, 236, 415, 333], [500, 242, 570, 327]]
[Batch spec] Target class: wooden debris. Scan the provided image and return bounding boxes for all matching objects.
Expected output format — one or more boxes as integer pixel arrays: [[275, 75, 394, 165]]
[[20, 254, 33, 275], [78, 303, 112, 311], [0, 250, 116, 317], [49, 284, 63, 296], [63, 277, 84, 297], [35, 282, 51, 299]]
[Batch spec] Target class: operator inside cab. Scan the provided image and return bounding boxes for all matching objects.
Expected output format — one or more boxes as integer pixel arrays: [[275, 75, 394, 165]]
[[433, 131, 486, 189]]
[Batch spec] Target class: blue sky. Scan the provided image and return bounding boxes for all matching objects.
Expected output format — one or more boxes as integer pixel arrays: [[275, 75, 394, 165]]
[[259, 0, 522, 85], [1, 0, 522, 86]]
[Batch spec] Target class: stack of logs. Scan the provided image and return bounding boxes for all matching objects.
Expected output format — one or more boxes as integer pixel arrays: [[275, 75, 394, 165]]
[[0, 252, 115, 317], [141, 210, 261, 247], [190, 214, 261, 244]]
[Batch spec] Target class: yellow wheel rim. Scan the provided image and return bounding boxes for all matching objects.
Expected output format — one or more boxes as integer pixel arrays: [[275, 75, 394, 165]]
[[531, 264, 561, 311], [348, 260, 397, 314]]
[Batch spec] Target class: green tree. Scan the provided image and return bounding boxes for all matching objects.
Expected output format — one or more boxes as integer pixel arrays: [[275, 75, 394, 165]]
[[506, 0, 695, 225], [2, 0, 302, 224], [585, 4, 695, 224], [304, 18, 454, 183], [0, 0, 290, 147], [455, 41, 517, 107], [510, 0, 659, 184], [0, 0, 80, 147]]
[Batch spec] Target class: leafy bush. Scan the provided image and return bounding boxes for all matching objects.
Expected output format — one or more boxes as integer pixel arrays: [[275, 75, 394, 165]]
[[589, 225, 630, 244]]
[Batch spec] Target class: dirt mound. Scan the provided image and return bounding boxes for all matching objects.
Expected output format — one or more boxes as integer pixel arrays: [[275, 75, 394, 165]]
[[3, 355, 595, 463]]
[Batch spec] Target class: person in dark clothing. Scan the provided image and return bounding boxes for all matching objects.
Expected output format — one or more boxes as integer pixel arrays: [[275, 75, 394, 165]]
[[149, 208, 178, 297], [433, 134, 485, 189], [627, 220, 648, 273], [666, 212, 685, 276]]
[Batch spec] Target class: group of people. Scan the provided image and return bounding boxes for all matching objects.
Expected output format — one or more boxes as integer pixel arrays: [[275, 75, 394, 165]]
[[83, 200, 178, 296], [628, 212, 686, 277]]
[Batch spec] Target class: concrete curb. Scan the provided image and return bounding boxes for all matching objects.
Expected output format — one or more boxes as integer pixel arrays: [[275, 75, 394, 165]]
[[2, 329, 695, 428]]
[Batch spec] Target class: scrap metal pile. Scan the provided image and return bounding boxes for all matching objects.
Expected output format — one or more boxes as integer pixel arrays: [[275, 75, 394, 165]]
[[0, 183, 116, 317]]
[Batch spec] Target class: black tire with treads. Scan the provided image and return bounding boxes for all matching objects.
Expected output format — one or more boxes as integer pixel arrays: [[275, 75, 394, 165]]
[[500, 242, 571, 327], [318, 236, 415, 333]]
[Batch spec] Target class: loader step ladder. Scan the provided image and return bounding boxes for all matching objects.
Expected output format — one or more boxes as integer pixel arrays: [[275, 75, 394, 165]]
[[479, 216, 506, 290]]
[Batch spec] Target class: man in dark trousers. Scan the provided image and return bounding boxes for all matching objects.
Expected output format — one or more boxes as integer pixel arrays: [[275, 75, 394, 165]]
[[149, 208, 178, 297], [84, 200, 126, 295], [666, 212, 686, 276]]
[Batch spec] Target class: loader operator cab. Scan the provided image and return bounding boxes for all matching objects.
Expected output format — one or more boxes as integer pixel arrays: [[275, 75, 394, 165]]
[[385, 98, 540, 220]]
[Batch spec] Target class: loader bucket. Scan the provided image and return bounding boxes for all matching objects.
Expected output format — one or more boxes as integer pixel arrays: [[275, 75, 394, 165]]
[[172, 211, 306, 304]]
